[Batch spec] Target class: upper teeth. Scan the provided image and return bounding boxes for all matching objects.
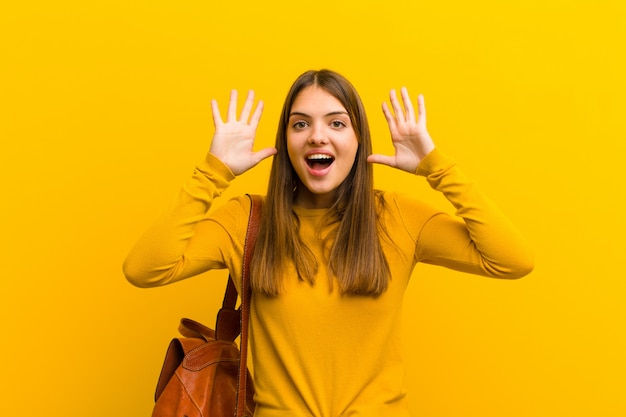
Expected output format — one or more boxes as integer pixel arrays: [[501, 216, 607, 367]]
[[307, 154, 333, 160]]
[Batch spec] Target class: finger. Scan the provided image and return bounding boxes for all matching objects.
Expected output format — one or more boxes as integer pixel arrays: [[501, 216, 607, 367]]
[[389, 89, 405, 121], [240, 90, 255, 122], [249, 99, 264, 128], [382, 102, 397, 133], [211, 99, 223, 126], [417, 94, 427, 123], [227, 89, 238, 121], [367, 153, 397, 168], [401, 87, 416, 122]]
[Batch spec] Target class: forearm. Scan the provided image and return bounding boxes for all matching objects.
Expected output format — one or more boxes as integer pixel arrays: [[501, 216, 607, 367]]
[[416, 149, 534, 278], [123, 154, 235, 287]]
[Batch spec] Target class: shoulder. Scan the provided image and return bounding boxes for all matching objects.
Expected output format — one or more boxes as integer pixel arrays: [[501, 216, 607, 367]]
[[376, 190, 445, 235], [207, 194, 267, 239], [377, 190, 440, 218]]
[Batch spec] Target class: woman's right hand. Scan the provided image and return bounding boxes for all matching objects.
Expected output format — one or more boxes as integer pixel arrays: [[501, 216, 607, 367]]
[[209, 89, 277, 175]]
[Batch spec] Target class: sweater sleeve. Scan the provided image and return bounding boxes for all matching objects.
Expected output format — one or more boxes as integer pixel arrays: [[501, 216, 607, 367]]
[[412, 148, 534, 278], [122, 153, 245, 288]]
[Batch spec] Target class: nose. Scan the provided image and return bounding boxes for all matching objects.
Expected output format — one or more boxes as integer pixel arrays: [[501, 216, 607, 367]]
[[308, 124, 328, 145]]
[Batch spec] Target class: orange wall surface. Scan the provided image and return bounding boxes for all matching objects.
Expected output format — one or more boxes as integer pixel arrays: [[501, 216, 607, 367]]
[[1, 1, 625, 416]]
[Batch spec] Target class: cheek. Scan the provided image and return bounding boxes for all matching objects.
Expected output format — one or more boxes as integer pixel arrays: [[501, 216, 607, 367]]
[[351, 141, 359, 159], [286, 136, 304, 174], [344, 136, 359, 163], [286, 131, 309, 155], [285, 135, 297, 163]]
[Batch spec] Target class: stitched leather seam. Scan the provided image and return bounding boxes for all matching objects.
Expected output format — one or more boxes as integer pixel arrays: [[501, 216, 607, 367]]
[[183, 357, 239, 372], [175, 371, 204, 417]]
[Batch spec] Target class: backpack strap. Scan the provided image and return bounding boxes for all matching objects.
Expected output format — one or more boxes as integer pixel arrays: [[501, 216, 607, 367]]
[[236, 194, 262, 416]]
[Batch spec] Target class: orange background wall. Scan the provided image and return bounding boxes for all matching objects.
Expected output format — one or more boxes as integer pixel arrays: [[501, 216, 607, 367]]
[[1, 1, 624, 416]]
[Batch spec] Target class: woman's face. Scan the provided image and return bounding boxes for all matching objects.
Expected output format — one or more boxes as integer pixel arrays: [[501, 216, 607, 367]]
[[287, 85, 359, 209]]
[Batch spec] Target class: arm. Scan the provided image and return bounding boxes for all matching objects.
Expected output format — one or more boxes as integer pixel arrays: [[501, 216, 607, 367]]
[[123, 90, 276, 287], [414, 149, 534, 278], [370, 88, 533, 278]]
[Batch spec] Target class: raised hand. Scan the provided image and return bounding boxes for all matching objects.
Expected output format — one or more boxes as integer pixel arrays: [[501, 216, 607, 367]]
[[209, 90, 277, 175], [367, 87, 435, 173]]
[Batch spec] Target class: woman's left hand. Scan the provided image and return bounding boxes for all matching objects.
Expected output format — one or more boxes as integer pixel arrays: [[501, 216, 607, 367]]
[[368, 87, 435, 173]]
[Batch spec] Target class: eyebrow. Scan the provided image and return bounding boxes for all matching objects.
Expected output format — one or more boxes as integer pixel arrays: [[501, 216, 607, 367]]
[[289, 111, 349, 118]]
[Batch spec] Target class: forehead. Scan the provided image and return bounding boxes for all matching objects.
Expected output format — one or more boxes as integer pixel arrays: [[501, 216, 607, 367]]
[[290, 86, 347, 114]]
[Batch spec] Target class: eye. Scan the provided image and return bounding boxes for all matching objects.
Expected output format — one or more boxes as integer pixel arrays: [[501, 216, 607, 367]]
[[293, 121, 308, 129], [331, 120, 346, 128]]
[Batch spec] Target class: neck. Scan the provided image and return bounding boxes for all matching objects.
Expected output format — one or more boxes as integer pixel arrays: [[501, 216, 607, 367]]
[[293, 187, 337, 209]]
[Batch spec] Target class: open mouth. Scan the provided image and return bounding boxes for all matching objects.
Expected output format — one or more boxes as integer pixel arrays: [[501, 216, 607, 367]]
[[306, 154, 335, 170]]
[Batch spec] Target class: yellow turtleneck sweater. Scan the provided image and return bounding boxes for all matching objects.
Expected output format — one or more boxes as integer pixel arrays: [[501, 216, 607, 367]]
[[123, 149, 533, 416]]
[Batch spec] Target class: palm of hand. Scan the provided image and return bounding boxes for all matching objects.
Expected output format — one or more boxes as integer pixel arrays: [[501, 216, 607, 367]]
[[368, 88, 435, 173], [208, 90, 276, 175], [211, 120, 259, 174]]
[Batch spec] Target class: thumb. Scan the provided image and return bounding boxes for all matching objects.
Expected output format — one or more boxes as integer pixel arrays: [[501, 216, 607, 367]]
[[367, 154, 396, 168], [252, 147, 278, 165]]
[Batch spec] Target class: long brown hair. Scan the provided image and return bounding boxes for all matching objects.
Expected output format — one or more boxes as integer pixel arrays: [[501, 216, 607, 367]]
[[250, 69, 390, 296]]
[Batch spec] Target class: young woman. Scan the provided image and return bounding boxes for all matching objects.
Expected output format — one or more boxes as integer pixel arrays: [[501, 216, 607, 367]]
[[124, 69, 534, 416]]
